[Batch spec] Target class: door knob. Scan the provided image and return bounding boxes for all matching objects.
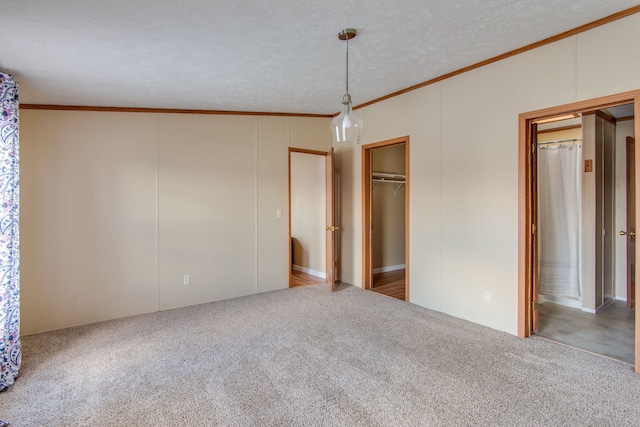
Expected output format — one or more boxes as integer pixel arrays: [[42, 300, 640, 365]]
[[620, 230, 636, 237], [326, 226, 339, 231]]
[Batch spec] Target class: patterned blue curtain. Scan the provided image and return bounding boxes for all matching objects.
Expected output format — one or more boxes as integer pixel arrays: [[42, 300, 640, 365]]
[[0, 73, 20, 392]]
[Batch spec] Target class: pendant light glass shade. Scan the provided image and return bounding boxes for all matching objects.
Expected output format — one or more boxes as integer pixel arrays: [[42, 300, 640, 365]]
[[331, 93, 363, 146], [331, 28, 363, 147]]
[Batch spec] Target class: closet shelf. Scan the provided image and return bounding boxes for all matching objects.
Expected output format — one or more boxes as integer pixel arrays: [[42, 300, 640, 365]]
[[372, 172, 405, 183]]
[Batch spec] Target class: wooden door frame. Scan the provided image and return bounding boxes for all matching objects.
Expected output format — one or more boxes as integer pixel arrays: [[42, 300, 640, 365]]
[[518, 89, 640, 373], [362, 136, 410, 301], [326, 148, 336, 290], [288, 148, 330, 287]]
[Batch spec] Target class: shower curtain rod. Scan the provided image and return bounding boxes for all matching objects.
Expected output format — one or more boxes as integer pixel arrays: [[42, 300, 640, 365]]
[[537, 138, 582, 145]]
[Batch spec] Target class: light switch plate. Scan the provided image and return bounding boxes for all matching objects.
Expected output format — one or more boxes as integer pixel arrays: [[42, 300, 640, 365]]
[[584, 159, 593, 172]]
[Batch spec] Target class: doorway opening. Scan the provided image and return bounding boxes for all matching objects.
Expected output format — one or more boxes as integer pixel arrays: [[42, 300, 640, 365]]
[[288, 149, 328, 288], [362, 136, 410, 301], [518, 90, 640, 372]]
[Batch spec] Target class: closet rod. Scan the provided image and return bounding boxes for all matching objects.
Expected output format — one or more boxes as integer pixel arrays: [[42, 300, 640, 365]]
[[373, 172, 405, 179], [537, 138, 582, 145]]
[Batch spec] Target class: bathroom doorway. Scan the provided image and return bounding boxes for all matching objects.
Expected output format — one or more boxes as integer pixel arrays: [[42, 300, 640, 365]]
[[518, 90, 640, 371], [533, 109, 635, 363]]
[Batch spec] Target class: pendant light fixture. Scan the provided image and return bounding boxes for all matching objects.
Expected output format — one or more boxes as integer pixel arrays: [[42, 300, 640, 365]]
[[331, 28, 363, 146]]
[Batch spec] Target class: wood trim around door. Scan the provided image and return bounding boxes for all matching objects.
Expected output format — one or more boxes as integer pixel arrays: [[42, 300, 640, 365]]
[[518, 89, 640, 373], [362, 136, 410, 301]]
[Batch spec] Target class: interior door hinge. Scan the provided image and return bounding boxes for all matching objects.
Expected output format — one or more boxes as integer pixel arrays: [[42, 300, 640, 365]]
[[531, 143, 536, 154], [531, 301, 538, 312], [532, 224, 537, 234]]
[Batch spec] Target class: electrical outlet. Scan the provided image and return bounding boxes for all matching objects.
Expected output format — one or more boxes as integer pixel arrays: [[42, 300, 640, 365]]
[[183, 275, 191, 286], [484, 291, 491, 303]]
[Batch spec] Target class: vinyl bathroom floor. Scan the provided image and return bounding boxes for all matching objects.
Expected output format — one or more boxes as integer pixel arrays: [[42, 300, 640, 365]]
[[535, 300, 635, 364]]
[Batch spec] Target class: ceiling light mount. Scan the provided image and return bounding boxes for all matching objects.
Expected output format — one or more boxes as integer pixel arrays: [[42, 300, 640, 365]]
[[331, 28, 363, 147], [338, 28, 357, 41]]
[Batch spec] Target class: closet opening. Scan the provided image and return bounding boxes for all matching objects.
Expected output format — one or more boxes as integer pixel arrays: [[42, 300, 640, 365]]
[[362, 136, 410, 301]]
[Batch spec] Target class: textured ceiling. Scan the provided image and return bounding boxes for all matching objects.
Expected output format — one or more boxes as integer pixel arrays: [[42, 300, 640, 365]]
[[1, 1, 638, 114]]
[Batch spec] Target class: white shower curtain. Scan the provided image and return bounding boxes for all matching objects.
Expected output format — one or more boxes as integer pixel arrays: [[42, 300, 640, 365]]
[[538, 144, 582, 299]]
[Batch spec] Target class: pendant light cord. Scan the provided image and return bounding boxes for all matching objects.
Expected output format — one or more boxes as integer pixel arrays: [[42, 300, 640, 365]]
[[345, 34, 349, 94]]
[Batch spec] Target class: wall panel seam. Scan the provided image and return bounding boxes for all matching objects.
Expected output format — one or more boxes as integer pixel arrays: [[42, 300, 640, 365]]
[[255, 116, 259, 294], [156, 113, 161, 311]]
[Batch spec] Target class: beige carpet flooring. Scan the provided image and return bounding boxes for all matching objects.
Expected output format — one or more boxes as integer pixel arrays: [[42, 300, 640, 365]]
[[1, 284, 640, 426]]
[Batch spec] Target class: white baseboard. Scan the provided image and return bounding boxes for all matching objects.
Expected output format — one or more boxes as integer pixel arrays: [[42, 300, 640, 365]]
[[372, 264, 406, 275], [538, 294, 581, 309], [615, 296, 628, 302], [538, 293, 622, 313], [595, 298, 616, 313], [292, 265, 326, 279]]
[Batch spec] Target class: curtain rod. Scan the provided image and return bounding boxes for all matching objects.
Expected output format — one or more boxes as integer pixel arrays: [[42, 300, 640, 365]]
[[537, 138, 582, 145]]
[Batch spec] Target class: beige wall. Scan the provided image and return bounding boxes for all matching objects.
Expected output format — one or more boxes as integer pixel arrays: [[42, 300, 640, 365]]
[[20, 111, 330, 334], [582, 115, 597, 310], [372, 144, 406, 270], [290, 152, 326, 276], [338, 13, 640, 335], [537, 127, 582, 143], [21, 111, 159, 332]]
